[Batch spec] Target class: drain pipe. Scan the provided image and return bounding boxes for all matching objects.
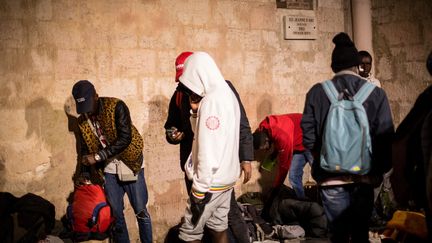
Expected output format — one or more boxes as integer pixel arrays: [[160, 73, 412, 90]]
[[351, 0, 374, 70]]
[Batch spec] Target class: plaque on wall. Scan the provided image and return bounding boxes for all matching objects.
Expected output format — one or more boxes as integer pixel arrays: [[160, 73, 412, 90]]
[[276, 0, 314, 10], [283, 15, 317, 40]]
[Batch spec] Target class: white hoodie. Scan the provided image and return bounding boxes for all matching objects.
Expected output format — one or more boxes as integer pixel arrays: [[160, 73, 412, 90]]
[[179, 52, 241, 199]]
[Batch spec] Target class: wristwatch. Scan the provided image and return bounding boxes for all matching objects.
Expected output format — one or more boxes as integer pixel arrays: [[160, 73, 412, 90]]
[[94, 153, 101, 162]]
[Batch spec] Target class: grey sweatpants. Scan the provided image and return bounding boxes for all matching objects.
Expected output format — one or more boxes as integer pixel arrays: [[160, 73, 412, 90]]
[[179, 188, 232, 241]]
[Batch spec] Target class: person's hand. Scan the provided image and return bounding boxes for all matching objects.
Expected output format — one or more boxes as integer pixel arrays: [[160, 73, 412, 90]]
[[166, 127, 185, 142], [190, 103, 199, 114], [190, 192, 212, 226], [82, 154, 97, 166], [241, 161, 252, 184], [74, 176, 92, 187]]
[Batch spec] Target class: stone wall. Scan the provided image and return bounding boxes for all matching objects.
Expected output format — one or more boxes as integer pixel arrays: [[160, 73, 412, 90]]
[[0, 0, 386, 242], [372, 0, 432, 125]]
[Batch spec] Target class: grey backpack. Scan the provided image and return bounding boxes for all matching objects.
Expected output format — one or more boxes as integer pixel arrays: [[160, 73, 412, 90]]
[[320, 80, 375, 174]]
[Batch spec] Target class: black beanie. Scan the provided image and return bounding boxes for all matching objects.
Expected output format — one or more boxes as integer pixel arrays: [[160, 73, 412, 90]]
[[331, 32, 360, 73]]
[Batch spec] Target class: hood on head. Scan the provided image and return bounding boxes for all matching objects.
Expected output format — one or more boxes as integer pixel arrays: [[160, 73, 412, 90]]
[[178, 52, 225, 97]]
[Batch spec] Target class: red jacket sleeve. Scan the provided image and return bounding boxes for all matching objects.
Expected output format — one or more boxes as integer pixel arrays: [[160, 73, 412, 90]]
[[272, 122, 294, 187], [259, 116, 295, 187]]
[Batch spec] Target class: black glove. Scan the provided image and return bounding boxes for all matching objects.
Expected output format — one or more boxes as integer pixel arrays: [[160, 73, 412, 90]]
[[190, 192, 212, 226]]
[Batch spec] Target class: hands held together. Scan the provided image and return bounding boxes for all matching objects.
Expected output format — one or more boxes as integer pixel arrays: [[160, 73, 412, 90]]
[[82, 154, 97, 166]]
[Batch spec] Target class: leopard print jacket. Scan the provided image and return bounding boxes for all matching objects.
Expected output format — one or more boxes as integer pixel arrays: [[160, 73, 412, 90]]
[[78, 97, 144, 183]]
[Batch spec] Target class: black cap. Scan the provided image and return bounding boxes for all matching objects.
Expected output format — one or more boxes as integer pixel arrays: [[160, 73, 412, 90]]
[[331, 32, 360, 73], [72, 80, 96, 114]]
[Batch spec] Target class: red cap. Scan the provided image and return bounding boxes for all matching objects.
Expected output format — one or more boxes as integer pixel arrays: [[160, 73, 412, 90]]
[[175, 52, 193, 82]]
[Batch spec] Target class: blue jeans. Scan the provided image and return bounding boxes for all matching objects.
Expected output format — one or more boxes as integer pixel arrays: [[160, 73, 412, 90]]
[[105, 169, 152, 243], [289, 151, 313, 199], [320, 183, 373, 243]]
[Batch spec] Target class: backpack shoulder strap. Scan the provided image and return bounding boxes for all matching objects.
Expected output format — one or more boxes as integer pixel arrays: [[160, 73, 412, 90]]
[[354, 82, 376, 103], [88, 202, 108, 228], [321, 80, 339, 103]]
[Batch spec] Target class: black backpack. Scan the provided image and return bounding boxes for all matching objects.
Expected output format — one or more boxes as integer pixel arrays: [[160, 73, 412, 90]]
[[0, 192, 56, 243]]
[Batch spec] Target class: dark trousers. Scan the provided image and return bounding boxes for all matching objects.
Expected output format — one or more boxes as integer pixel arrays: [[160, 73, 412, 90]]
[[228, 189, 250, 243]]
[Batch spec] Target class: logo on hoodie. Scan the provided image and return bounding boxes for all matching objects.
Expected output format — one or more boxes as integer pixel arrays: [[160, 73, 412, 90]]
[[206, 116, 220, 130]]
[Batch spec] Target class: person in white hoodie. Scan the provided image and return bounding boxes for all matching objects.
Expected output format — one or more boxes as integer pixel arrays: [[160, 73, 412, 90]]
[[177, 52, 241, 243]]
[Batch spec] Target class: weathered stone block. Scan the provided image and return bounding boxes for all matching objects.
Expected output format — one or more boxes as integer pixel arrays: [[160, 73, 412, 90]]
[[0, 20, 24, 48]]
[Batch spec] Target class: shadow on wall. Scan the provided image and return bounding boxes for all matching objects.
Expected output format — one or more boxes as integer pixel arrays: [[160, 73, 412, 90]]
[[63, 95, 83, 183], [17, 98, 74, 192], [25, 97, 81, 183], [141, 94, 171, 186], [141, 95, 178, 242], [25, 98, 66, 152], [256, 94, 272, 123], [142, 94, 170, 153]]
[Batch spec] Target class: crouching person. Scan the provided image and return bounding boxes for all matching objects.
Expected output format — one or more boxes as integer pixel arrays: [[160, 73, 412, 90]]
[[177, 52, 241, 243]]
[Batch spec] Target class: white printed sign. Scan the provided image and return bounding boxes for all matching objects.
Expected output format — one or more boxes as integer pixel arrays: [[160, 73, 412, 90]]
[[283, 15, 317, 40]]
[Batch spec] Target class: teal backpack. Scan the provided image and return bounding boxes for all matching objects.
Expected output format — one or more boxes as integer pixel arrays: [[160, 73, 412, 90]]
[[320, 80, 375, 175]]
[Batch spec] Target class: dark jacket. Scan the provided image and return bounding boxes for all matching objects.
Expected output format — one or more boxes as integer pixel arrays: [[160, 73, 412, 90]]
[[78, 98, 143, 184], [301, 71, 394, 184], [392, 85, 432, 207], [164, 80, 254, 171], [164, 90, 193, 171], [391, 85, 432, 239], [266, 185, 327, 238]]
